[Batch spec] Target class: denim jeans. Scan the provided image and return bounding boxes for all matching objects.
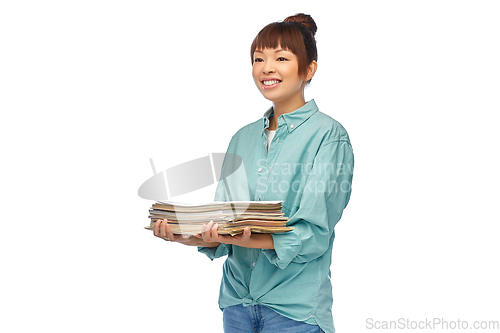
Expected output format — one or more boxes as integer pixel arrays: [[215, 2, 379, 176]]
[[223, 304, 323, 333]]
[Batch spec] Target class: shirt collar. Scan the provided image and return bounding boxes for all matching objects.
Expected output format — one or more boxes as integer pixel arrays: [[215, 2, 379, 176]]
[[262, 99, 319, 133]]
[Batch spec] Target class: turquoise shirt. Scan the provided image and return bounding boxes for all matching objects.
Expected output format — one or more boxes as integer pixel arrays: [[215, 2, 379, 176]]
[[199, 100, 354, 333]]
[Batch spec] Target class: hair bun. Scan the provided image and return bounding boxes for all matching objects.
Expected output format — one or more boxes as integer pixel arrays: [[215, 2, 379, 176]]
[[284, 13, 317, 37]]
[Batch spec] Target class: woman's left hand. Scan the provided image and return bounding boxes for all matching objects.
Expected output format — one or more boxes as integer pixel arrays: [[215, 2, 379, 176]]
[[193, 220, 252, 247]]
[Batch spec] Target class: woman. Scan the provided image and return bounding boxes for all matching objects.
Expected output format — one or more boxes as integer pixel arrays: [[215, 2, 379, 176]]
[[154, 13, 354, 333]]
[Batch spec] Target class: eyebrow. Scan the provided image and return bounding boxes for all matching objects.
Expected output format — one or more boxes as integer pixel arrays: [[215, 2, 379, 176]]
[[254, 48, 289, 54]]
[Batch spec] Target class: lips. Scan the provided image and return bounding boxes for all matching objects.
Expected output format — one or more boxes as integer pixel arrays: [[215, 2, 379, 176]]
[[261, 78, 282, 89]]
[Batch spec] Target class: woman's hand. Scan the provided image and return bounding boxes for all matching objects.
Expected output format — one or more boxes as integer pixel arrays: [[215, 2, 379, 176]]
[[193, 220, 253, 247], [153, 219, 220, 247]]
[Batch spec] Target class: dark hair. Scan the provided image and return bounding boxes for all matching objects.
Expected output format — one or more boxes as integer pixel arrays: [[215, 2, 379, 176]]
[[250, 13, 318, 81]]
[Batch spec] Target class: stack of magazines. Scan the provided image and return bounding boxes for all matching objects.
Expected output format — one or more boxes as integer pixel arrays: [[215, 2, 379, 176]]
[[145, 200, 292, 236]]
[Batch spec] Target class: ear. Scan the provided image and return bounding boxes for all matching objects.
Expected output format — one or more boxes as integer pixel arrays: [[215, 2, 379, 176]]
[[305, 60, 318, 82]]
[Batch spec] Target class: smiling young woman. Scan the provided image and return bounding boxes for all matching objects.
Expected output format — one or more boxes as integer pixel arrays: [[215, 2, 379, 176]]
[[251, 14, 318, 130], [154, 13, 354, 333], [252, 47, 317, 128]]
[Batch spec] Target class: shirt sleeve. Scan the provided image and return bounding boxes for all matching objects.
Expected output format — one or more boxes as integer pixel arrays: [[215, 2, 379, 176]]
[[262, 139, 354, 269], [197, 242, 231, 260]]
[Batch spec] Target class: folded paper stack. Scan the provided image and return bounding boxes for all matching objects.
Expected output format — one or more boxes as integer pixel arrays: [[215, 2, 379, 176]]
[[145, 200, 292, 236]]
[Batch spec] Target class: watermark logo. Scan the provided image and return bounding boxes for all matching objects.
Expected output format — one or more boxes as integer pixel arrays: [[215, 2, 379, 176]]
[[138, 153, 243, 201], [138, 154, 353, 203], [366, 317, 499, 330]]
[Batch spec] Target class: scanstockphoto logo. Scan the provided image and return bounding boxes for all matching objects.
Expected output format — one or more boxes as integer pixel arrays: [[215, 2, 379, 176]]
[[366, 317, 500, 330]]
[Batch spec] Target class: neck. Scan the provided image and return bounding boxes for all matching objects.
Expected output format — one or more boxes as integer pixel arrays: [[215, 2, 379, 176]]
[[268, 94, 306, 130]]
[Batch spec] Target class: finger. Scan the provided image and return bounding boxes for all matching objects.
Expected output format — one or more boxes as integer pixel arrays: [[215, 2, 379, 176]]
[[204, 223, 218, 243], [193, 233, 202, 239], [203, 221, 213, 233], [207, 220, 214, 230], [153, 219, 161, 237], [160, 220, 168, 239], [243, 226, 251, 238], [211, 223, 219, 239], [203, 221, 214, 242], [166, 222, 175, 241]]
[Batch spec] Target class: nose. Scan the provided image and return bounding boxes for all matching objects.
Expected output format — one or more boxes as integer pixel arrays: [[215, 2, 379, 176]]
[[263, 64, 275, 75]]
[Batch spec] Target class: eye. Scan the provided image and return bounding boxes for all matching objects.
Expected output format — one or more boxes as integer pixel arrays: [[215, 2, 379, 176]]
[[277, 57, 287, 61], [254, 58, 263, 62]]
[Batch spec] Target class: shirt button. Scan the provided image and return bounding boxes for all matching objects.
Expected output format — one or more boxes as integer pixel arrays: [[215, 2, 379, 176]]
[[258, 167, 262, 172], [290, 124, 294, 129], [276, 138, 279, 143], [252, 261, 256, 267]]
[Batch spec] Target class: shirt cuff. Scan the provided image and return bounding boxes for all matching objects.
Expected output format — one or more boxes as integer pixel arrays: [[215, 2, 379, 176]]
[[198, 243, 230, 260], [262, 230, 302, 269]]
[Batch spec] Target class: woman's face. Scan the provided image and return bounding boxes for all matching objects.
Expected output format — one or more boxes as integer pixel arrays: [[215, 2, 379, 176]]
[[252, 47, 307, 104]]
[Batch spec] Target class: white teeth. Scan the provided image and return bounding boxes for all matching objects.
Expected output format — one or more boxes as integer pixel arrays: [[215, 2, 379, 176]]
[[263, 80, 281, 86]]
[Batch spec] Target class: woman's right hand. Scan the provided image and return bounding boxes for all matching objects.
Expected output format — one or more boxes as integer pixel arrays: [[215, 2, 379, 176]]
[[153, 219, 220, 247]]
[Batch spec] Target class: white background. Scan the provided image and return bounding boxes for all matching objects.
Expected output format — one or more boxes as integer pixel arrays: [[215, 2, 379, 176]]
[[1, 1, 499, 332]]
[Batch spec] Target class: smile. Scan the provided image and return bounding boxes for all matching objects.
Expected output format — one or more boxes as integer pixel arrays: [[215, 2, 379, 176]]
[[261, 79, 282, 89]]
